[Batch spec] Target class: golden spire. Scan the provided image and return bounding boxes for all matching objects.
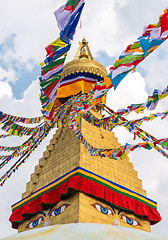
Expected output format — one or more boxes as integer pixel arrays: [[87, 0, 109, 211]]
[[61, 38, 107, 80], [73, 37, 94, 60], [79, 48, 89, 59]]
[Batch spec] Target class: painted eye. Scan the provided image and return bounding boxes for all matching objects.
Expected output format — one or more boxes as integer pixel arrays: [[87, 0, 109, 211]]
[[50, 204, 69, 217], [121, 215, 141, 226], [26, 217, 44, 228], [92, 204, 112, 215]]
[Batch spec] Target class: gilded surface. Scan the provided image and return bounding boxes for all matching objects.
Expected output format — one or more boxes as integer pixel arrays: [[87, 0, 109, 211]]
[[61, 38, 108, 79], [18, 114, 150, 233], [16, 40, 151, 234], [61, 58, 108, 79]]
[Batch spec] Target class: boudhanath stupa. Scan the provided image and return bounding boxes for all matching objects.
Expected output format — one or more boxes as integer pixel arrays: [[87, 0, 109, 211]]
[[2, 39, 166, 240]]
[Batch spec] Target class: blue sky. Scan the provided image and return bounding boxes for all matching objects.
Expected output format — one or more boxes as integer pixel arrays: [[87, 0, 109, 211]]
[[10, 65, 40, 99], [0, 35, 40, 99], [0, 0, 168, 238]]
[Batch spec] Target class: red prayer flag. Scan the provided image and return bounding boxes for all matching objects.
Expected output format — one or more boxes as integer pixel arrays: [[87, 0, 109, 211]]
[[160, 12, 168, 36]]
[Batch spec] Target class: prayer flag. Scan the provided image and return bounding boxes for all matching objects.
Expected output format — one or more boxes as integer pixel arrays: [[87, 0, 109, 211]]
[[45, 37, 67, 57], [107, 8, 168, 90], [54, 0, 85, 32], [60, 3, 85, 43], [54, 0, 85, 43], [160, 11, 168, 37]]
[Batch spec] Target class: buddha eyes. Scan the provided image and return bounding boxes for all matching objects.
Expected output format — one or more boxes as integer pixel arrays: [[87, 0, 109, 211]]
[[26, 204, 69, 229], [92, 204, 113, 215], [92, 204, 141, 227], [26, 217, 44, 228], [49, 204, 69, 217], [120, 215, 141, 226], [26, 204, 141, 229]]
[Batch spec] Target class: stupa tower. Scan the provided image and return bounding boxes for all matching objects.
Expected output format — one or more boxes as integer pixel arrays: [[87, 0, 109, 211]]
[[9, 39, 161, 235]]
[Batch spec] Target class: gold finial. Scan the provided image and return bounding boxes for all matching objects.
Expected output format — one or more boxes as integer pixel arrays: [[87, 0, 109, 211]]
[[73, 37, 94, 60], [61, 37, 108, 81], [82, 37, 87, 46], [79, 48, 89, 59]]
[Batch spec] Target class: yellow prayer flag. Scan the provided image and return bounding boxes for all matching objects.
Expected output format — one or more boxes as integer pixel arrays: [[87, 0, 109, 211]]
[[121, 150, 130, 159], [159, 92, 168, 100], [57, 121, 61, 128], [136, 106, 145, 113], [43, 102, 54, 112], [149, 114, 156, 121], [50, 37, 67, 47], [149, 142, 154, 148], [40, 62, 45, 67], [8, 129, 14, 135], [13, 130, 19, 136]]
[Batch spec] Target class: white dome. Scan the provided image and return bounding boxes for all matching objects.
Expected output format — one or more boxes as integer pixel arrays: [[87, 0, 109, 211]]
[[1, 223, 167, 240]]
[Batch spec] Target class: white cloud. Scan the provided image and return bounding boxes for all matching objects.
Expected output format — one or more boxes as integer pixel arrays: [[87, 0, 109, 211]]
[[107, 72, 148, 110], [0, 67, 17, 83], [0, 0, 61, 61], [0, 81, 13, 98], [140, 44, 168, 90], [0, 79, 41, 116], [0, 78, 55, 238]]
